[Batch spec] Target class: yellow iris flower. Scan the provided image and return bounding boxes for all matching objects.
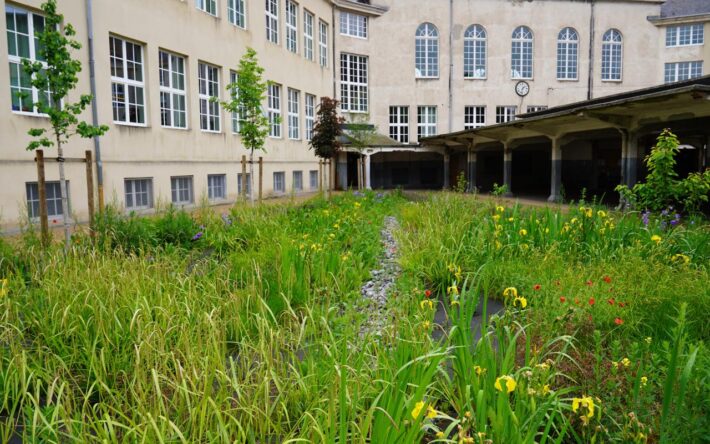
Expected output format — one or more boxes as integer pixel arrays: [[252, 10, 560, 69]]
[[496, 205, 505, 213], [519, 229, 527, 236], [411, 401, 425, 419], [572, 396, 596, 423], [513, 296, 528, 308], [503, 287, 518, 298], [420, 299, 434, 310], [495, 375, 517, 393], [651, 235, 662, 244], [426, 405, 437, 419]]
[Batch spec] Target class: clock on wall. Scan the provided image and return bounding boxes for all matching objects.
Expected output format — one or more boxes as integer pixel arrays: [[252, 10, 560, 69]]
[[515, 81, 530, 97]]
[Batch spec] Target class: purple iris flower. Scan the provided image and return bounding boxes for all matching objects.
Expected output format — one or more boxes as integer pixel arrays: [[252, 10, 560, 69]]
[[192, 231, 203, 241]]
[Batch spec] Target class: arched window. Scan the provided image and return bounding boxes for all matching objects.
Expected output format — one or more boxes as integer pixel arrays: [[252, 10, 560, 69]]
[[557, 27, 578, 80], [415, 23, 439, 78], [601, 29, 623, 81], [511, 26, 533, 79], [464, 25, 487, 79]]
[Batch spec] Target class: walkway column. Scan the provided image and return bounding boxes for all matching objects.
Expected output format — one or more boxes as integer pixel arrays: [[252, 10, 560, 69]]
[[467, 149, 477, 193], [619, 130, 627, 187], [443, 152, 450, 189], [364, 153, 372, 190], [503, 142, 513, 196], [337, 151, 348, 190], [548, 137, 562, 202], [624, 130, 639, 188]]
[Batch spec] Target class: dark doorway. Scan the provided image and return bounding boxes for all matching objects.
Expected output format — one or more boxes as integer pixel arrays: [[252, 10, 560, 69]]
[[511, 145, 550, 197], [370, 151, 444, 189], [476, 150, 503, 192]]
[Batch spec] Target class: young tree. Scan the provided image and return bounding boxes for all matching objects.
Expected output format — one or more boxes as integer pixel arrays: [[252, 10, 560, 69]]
[[310, 97, 344, 196], [221, 47, 270, 205], [23, 0, 108, 251]]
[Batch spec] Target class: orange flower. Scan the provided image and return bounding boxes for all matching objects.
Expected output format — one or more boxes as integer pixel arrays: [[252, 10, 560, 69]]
[[588, 297, 596, 306], [614, 318, 624, 325], [424, 289, 432, 298], [602, 276, 612, 284], [533, 284, 541, 291], [559, 296, 566, 303]]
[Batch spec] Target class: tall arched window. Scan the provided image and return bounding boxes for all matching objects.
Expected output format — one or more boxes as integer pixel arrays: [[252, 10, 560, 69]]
[[415, 23, 439, 78], [511, 26, 533, 79], [601, 29, 623, 81], [557, 27, 578, 80], [464, 25, 487, 79]]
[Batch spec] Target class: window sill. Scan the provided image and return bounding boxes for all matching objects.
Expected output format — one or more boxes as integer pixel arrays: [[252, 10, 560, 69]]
[[12, 111, 48, 118], [415, 76, 440, 80], [666, 43, 703, 48], [340, 33, 368, 40], [114, 121, 148, 128], [556, 78, 579, 82], [200, 129, 222, 134], [601, 79, 623, 83], [162, 125, 189, 131], [511, 77, 533, 81], [464, 77, 487, 81]]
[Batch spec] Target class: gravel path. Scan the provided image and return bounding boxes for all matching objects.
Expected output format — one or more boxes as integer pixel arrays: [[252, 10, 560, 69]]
[[358, 216, 400, 339]]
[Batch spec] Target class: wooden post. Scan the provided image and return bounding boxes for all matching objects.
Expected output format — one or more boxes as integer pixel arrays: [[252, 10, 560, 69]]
[[35, 150, 50, 246], [240, 155, 247, 200], [85, 150, 95, 237], [258, 156, 263, 203]]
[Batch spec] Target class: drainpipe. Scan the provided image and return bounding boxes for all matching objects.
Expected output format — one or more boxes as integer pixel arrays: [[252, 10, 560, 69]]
[[331, 6, 337, 99], [85, 0, 104, 210], [587, 0, 595, 100], [448, 0, 453, 132]]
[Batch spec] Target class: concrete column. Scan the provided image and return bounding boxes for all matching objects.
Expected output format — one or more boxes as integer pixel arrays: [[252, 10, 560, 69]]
[[625, 130, 639, 188], [467, 150, 478, 193], [503, 143, 513, 196], [364, 154, 372, 190], [443, 152, 450, 189], [337, 151, 348, 190], [548, 137, 562, 202]]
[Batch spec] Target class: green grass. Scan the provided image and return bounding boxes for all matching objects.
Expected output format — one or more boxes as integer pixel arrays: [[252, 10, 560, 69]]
[[0, 191, 708, 442]]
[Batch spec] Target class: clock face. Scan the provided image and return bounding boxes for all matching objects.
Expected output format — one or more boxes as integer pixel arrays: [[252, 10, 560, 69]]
[[515, 81, 530, 97]]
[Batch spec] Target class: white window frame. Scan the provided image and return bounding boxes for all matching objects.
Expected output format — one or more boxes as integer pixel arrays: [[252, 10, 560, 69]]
[[464, 105, 485, 129], [464, 24, 486, 79], [238, 173, 252, 196], [6, 5, 50, 116], [664, 61, 703, 83], [110, 36, 146, 125], [305, 93, 315, 140], [159, 50, 187, 129], [601, 29, 623, 82], [273, 171, 286, 193], [556, 27, 578, 80], [207, 174, 227, 201], [666, 24, 704, 47], [288, 88, 301, 140], [292, 170, 303, 191], [26, 181, 69, 219], [340, 53, 368, 113], [229, 70, 244, 134], [124, 178, 153, 211], [171, 176, 194, 205], [286, 1, 298, 53], [304, 10, 315, 61], [309, 170, 318, 189], [511, 26, 533, 79], [198, 62, 221, 132], [266, 0, 279, 44], [526, 105, 548, 113], [268, 83, 282, 138], [196, 0, 217, 16], [417, 106, 437, 139], [228, 0, 246, 29], [415, 23, 439, 78], [319, 20, 329, 67], [389, 106, 409, 143], [496, 106, 517, 123], [340, 11, 367, 39]]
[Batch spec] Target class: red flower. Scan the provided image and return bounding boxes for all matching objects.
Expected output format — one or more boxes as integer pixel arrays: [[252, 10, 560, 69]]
[[614, 318, 624, 325], [603, 276, 612, 284], [533, 284, 541, 291], [424, 290, 432, 298], [618, 302, 626, 308], [588, 297, 596, 306], [607, 298, 616, 306], [559, 296, 566, 303], [586, 280, 593, 286]]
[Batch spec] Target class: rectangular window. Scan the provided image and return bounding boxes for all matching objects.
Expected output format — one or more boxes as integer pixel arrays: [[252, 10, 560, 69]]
[[124, 178, 153, 210], [171, 176, 194, 205], [417, 106, 437, 139], [159, 51, 187, 129], [293, 170, 303, 191], [6, 5, 51, 114], [268, 83, 282, 138], [319, 20, 329, 67], [304, 11, 315, 61], [273, 171, 286, 193], [198, 62, 220, 132], [228, 0, 246, 28], [110, 36, 145, 124], [305, 94, 316, 140], [666, 24, 704, 47], [389, 106, 409, 143], [196, 0, 217, 16], [496, 106, 517, 123], [229, 71, 244, 134], [26, 181, 68, 218], [266, 0, 279, 44], [464, 106, 485, 129], [526, 105, 547, 113], [288, 88, 300, 139], [238, 173, 252, 195], [664, 61, 703, 83], [340, 12, 367, 38], [286, 1, 298, 53], [208, 174, 226, 200], [340, 53, 368, 112], [309, 170, 318, 189]]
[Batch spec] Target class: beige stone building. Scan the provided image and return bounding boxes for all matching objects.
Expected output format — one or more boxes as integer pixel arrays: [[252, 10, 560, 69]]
[[1, 0, 709, 230]]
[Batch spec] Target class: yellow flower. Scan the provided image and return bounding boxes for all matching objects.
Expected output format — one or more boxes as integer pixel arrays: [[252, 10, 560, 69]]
[[651, 235, 662, 244], [572, 395, 596, 420], [495, 240, 502, 249], [496, 205, 505, 213], [597, 210, 607, 218], [536, 362, 550, 371], [492, 214, 501, 222], [333, 223, 340, 229], [474, 365, 485, 376], [420, 299, 434, 310], [507, 217, 514, 222], [621, 357, 631, 367], [583, 207, 593, 218], [544, 228, 550, 234], [341, 253, 350, 261], [541, 384, 551, 395], [329, 233, 335, 239], [495, 375, 516, 393], [450, 299, 460, 307], [503, 287, 518, 298], [519, 229, 528, 236], [0, 279, 7, 298], [464, 411, 472, 418], [520, 243, 529, 251], [645, 337, 652, 344], [447, 284, 459, 296], [422, 320, 431, 330], [411, 401, 425, 419], [435, 431, 445, 439], [570, 217, 579, 224], [354, 202, 361, 208], [302, 234, 309, 239], [426, 405, 437, 419], [640, 376, 648, 387], [671, 253, 690, 265], [611, 361, 619, 369], [513, 296, 528, 309]]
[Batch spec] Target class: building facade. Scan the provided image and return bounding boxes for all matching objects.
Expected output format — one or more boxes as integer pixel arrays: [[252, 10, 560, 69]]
[[1, 0, 709, 230]]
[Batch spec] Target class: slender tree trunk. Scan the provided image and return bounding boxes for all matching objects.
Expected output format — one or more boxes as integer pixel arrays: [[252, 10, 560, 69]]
[[249, 150, 255, 206], [56, 138, 71, 252]]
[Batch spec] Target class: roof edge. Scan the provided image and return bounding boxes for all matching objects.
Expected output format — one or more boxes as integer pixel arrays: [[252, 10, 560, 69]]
[[332, 0, 389, 16]]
